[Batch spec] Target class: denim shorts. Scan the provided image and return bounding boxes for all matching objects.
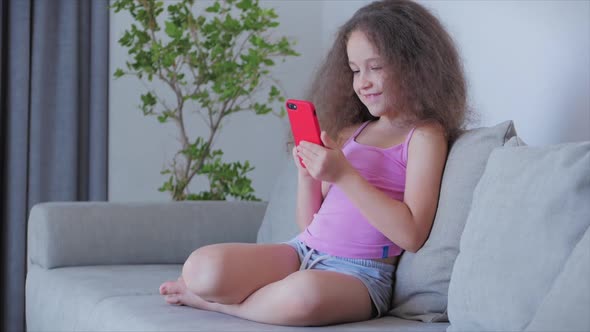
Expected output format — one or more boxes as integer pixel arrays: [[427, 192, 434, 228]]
[[284, 238, 395, 317]]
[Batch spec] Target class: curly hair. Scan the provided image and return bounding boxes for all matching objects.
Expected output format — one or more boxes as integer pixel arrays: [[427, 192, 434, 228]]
[[308, 0, 470, 143]]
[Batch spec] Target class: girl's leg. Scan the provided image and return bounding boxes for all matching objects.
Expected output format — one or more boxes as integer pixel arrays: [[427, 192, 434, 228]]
[[165, 269, 373, 326], [160, 243, 300, 305]]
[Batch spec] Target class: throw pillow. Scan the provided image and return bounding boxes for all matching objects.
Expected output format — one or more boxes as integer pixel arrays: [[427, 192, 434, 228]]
[[390, 121, 518, 322], [447, 141, 590, 331], [524, 225, 590, 332]]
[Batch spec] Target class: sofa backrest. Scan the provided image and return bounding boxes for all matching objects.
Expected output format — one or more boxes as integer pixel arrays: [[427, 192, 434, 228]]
[[256, 157, 299, 244]]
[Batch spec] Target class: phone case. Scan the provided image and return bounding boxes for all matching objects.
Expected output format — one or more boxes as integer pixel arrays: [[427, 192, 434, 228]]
[[286, 99, 323, 167]]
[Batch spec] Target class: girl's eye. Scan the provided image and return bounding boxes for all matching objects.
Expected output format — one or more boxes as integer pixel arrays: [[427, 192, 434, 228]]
[[351, 69, 360, 74], [371, 66, 382, 71]]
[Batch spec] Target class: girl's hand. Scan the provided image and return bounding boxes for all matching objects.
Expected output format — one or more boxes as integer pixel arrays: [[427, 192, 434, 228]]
[[296, 131, 353, 183], [292, 145, 312, 178]]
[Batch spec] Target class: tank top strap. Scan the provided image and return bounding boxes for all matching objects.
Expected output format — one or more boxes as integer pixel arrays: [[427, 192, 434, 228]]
[[342, 121, 371, 147], [402, 127, 417, 164]]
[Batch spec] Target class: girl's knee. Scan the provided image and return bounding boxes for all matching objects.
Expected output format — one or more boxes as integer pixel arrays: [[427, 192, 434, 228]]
[[181, 245, 227, 297]]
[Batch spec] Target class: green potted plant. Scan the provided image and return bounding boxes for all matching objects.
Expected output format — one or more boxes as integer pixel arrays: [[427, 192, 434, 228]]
[[111, 0, 298, 201]]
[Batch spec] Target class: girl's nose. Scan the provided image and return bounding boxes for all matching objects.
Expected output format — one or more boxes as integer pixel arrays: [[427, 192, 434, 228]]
[[358, 72, 372, 89]]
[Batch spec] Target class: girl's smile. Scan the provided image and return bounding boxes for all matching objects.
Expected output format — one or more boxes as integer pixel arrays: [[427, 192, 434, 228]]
[[362, 92, 383, 104], [347, 30, 391, 118]]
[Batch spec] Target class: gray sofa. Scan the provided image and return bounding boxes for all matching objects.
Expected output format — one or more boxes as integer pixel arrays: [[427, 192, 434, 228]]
[[26, 121, 590, 331]]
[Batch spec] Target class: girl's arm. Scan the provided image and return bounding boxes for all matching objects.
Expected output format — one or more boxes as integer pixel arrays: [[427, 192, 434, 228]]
[[292, 147, 325, 231], [295, 173, 322, 231], [335, 123, 448, 252]]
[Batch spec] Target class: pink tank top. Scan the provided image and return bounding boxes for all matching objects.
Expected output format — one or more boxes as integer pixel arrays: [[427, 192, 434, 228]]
[[297, 121, 416, 259]]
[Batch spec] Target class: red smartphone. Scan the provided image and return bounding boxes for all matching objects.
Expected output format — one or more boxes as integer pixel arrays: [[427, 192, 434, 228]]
[[286, 99, 323, 167]]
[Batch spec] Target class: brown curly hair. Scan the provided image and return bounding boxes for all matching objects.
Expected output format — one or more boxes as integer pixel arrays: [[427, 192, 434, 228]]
[[308, 0, 470, 143]]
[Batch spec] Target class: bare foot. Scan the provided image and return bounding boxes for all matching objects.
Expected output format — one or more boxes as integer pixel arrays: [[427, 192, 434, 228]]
[[159, 276, 212, 310]]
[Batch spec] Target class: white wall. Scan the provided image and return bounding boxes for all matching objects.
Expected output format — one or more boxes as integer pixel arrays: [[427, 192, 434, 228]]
[[109, 0, 589, 202]]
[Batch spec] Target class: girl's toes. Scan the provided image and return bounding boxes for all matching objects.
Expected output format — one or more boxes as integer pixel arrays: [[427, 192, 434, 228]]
[[159, 280, 181, 295], [165, 294, 182, 305]]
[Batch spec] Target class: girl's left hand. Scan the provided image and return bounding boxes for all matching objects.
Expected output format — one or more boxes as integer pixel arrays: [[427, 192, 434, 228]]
[[296, 131, 353, 183]]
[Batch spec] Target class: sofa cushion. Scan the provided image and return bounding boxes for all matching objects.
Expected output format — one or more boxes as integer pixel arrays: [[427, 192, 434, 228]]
[[26, 264, 449, 331], [447, 141, 590, 331], [390, 121, 517, 322], [524, 226, 590, 332], [26, 264, 181, 331]]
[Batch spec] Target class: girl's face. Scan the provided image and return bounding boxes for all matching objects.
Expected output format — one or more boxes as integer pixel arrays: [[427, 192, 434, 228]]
[[347, 30, 393, 118]]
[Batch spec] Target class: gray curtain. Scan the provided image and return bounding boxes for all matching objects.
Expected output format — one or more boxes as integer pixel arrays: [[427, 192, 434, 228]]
[[0, 0, 109, 330]]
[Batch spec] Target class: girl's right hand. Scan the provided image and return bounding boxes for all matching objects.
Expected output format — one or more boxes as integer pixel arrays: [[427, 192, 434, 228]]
[[292, 145, 312, 178]]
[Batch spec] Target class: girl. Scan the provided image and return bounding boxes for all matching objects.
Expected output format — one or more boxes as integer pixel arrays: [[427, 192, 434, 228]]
[[159, 0, 467, 326]]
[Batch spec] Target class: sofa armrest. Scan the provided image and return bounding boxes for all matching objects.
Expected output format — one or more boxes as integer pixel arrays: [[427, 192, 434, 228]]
[[27, 201, 267, 269]]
